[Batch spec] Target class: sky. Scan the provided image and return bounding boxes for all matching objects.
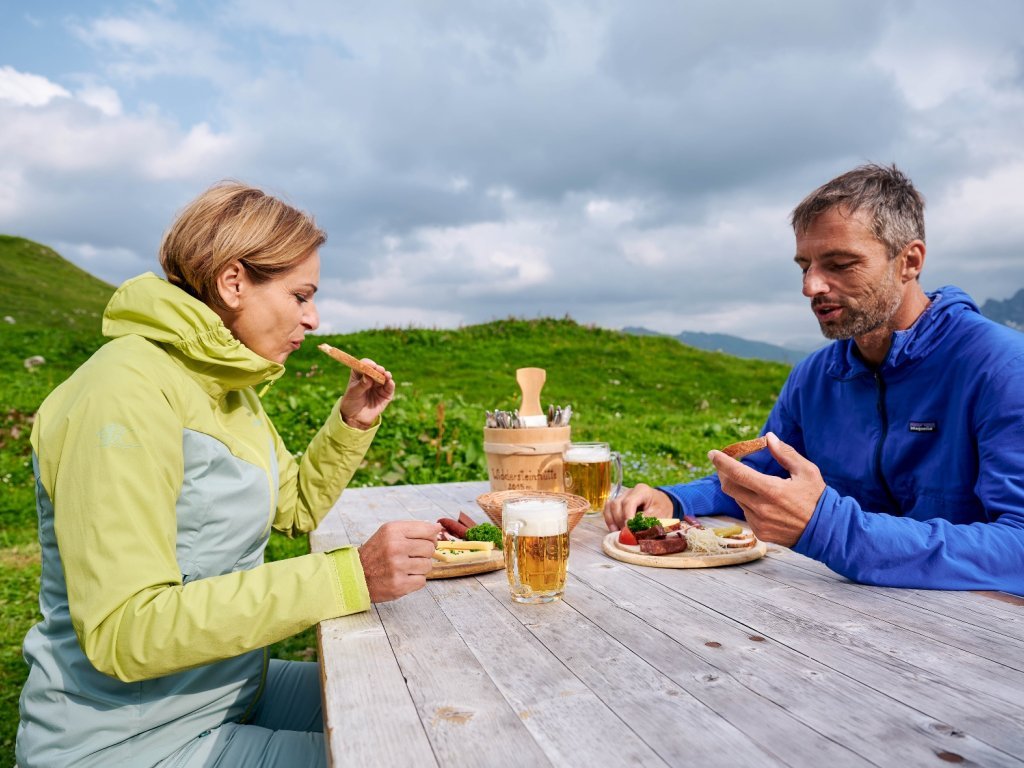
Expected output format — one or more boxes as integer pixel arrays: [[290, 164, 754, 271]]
[[1, 1, 1023, 350]]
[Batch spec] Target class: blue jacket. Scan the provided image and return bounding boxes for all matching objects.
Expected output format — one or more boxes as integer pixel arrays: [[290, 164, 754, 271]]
[[660, 286, 1024, 595]]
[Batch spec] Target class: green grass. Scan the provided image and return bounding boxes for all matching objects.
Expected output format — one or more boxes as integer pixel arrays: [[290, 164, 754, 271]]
[[0, 238, 791, 763]]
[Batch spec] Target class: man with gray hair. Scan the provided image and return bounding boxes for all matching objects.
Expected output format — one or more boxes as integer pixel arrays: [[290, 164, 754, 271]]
[[606, 164, 1024, 595]]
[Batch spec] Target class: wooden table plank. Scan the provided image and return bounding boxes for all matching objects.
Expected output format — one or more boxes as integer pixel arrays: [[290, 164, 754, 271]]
[[317, 612, 437, 767]]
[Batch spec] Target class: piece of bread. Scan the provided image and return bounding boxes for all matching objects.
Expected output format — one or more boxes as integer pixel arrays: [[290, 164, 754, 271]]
[[721, 436, 768, 459]]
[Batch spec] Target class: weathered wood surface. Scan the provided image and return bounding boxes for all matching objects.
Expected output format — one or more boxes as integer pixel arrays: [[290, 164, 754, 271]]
[[312, 481, 1024, 768]]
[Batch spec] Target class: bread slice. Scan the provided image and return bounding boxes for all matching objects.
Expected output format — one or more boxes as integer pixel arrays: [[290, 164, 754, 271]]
[[721, 436, 768, 459]]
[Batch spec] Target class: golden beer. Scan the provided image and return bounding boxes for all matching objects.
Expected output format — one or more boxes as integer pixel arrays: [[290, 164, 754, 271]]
[[563, 443, 623, 514], [502, 498, 569, 603]]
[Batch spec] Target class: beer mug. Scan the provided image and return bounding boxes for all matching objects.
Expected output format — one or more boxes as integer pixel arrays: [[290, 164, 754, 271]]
[[562, 442, 623, 514], [502, 497, 569, 604]]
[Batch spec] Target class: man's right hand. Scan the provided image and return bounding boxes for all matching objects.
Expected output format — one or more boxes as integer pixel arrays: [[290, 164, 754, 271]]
[[358, 520, 442, 602], [603, 483, 674, 531]]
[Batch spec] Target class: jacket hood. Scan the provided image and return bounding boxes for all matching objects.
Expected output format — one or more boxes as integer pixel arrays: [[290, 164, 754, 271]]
[[824, 285, 979, 380], [102, 272, 284, 394]]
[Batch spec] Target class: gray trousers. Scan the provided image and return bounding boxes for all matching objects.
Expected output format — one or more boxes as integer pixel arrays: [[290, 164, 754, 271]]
[[157, 659, 326, 768]]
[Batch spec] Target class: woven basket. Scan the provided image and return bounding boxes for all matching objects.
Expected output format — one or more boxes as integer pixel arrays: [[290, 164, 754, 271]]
[[476, 490, 590, 533]]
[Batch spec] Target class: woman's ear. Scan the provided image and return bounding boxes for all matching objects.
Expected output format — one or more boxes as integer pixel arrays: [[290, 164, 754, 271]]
[[215, 261, 246, 309]]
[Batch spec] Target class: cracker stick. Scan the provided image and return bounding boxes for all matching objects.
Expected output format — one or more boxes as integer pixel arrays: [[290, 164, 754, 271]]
[[316, 343, 387, 385]]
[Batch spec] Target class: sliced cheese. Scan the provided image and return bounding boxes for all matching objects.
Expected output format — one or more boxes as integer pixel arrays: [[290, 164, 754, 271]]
[[432, 548, 495, 564], [434, 540, 494, 552]]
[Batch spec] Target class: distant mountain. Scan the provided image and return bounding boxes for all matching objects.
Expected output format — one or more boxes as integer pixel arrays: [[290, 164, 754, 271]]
[[623, 327, 813, 364], [980, 289, 1024, 331], [0, 235, 115, 329]]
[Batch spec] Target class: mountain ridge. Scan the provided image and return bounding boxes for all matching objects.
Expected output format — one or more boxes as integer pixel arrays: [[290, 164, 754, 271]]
[[623, 326, 815, 364], [980, 288, 1024, 330]]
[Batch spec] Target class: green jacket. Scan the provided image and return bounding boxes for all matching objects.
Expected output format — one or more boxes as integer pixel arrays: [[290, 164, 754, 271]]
[[17, 273, 374, 767]]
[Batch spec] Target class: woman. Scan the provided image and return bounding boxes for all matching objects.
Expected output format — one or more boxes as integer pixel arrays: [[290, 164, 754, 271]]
[[16, 183, 440, 767]]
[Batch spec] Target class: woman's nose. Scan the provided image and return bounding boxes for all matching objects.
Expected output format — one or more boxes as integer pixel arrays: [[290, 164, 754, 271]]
[[304, 301, 320, 331]]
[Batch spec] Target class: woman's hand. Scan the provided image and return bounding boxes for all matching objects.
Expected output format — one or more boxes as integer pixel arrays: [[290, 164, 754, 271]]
[[339, 358, 395, 430], [358, 520, 442, 602]]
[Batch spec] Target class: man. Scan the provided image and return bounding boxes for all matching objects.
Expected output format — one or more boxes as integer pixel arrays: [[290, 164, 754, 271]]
[[606, 164, 1024, 595]]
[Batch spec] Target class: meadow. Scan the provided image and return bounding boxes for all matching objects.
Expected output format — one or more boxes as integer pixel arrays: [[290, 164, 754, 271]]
[[0, 236, 790, 761]]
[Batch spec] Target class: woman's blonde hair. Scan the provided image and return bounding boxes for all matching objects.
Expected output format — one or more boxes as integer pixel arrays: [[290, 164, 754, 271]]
[[159, 181, 326, 309]]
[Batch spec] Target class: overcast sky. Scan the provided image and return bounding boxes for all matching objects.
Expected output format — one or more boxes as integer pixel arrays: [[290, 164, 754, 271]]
[[2, 1, 1022, 349]]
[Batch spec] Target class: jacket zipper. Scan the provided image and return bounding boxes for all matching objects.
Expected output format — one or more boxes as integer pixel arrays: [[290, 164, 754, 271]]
[[873, 371, 901, 513], [238, 647, 270, 723]]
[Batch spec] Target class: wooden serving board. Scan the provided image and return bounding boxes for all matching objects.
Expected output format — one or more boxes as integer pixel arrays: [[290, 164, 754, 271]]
[[601, 531, 767, 569], [427, 549, 505, 580]]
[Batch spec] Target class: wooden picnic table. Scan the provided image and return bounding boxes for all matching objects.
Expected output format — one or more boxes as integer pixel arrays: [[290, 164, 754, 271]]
[[310, 480, 1024, 768]]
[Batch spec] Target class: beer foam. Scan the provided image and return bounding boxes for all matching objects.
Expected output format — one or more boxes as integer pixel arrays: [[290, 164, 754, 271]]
[[564, 445, 610, 463], [503, 499, 568, 536]]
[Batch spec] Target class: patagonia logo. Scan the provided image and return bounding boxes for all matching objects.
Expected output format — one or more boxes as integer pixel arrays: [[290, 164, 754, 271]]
[[909, 421, 937, 433]]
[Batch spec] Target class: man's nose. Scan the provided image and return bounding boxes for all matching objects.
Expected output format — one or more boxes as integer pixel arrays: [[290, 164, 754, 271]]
[[802, 266, 829, 297]]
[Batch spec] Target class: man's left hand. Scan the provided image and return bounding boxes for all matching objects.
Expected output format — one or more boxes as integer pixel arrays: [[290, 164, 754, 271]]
[[339, 359, 395, 430], [709, 432, 825, 547]]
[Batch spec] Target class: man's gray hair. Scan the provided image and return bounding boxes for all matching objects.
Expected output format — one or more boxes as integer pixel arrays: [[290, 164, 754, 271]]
[[790, 163, 926, 258]]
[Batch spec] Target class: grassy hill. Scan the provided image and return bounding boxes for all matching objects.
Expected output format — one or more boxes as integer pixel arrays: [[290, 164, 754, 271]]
[[0, 240, 791, 763], [0, 235, 114, 330]]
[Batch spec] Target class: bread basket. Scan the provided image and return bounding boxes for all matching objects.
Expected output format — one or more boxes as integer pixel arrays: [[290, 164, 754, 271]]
[[475, 490, 590, 533]]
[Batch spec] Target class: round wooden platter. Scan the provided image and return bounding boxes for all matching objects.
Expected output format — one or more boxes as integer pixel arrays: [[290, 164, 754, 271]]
[[427, 549, 505, 580], [602, 531, 767, 569]]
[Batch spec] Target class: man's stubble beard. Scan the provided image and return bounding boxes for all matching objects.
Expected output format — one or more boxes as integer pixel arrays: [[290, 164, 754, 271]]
[[818, 261, 904, 341]]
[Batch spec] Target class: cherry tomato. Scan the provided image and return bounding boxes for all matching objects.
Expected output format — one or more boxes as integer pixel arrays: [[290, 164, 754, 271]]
[[618, 527, 637, 546]]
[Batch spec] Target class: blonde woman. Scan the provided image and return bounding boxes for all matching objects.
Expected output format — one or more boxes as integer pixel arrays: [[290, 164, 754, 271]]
[[17, 183, 440, 767]]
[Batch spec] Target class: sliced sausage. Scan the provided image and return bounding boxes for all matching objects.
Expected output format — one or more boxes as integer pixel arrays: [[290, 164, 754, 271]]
[[438, 518, 469, 538]]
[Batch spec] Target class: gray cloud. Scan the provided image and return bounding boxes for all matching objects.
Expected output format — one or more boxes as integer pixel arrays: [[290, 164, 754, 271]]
[[0, 0, 1022, 348]]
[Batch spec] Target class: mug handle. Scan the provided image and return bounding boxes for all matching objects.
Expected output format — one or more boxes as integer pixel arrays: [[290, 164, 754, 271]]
[[507, 520, 524, 595], [610, 451, 623, 500]]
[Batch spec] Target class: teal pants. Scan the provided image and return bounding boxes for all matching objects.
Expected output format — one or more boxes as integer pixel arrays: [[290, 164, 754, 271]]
[[157, 659, 326, 767]]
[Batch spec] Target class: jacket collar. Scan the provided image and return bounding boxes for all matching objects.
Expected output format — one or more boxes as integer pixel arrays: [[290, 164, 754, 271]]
[[101, 272, 284, 397], [824, 285, 979, 380]]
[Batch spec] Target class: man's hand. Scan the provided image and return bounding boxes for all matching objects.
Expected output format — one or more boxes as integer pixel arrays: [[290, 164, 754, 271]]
[[603, 483, 674, 531], [358, 520, 442, 602], [339, 359, 395, 430], [709, 432, 824, 547]]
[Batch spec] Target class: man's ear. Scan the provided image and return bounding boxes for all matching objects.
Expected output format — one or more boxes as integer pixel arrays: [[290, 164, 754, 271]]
[[901, 240, 926, 282], [215, 261, 246, 309]]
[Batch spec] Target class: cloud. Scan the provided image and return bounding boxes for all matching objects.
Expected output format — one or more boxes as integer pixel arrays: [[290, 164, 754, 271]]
[[0, 65, 70, 107], [1, 0, 1023, 350]]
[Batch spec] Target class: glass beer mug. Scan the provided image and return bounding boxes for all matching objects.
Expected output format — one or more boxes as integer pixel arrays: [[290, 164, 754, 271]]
[[562, 442, 623, 514], [502, 497, 569, 604]]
